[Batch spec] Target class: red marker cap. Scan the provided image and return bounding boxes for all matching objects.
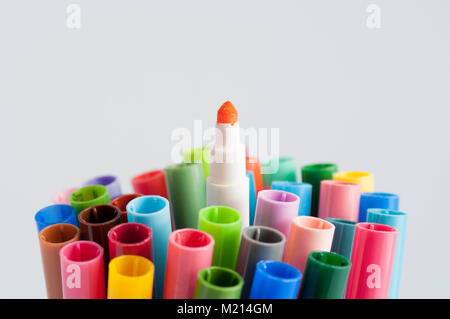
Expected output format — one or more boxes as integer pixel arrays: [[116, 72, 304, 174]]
[[131, 170, 169, 199]]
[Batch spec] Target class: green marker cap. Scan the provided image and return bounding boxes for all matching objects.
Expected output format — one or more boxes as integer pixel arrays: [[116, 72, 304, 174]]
[[198, 206, 241, 269], [301, 163, 338, 217], [165, 163, 206, 229], [194, 266, 243, 299], [69, 185, 110, 218]]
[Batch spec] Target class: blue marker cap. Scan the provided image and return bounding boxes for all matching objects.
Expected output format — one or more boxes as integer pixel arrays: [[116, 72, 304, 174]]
[[34, 204, 78, 233], [247, 171, 257, 225], [272, 181, 312, 216], [249, 260, 302, 299], [367, 209, 407, 298], [359, 192, 399, 222], [126, 195, 172, 299]]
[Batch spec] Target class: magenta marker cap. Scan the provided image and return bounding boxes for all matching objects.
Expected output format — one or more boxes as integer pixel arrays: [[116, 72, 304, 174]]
[[59, 240, 105, 299], [346, 223, 397, 299]]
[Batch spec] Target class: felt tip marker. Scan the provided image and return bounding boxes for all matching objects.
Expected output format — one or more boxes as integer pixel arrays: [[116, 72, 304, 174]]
[[206, 101, 250, 228]]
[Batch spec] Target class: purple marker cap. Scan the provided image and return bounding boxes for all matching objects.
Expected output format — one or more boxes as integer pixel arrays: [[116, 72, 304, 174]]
[[82, 175, 122, 200]]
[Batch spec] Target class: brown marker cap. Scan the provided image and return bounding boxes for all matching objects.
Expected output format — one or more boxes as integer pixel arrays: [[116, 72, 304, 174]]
[[38, 223, 80, 299], [78, 204, 121, 277]]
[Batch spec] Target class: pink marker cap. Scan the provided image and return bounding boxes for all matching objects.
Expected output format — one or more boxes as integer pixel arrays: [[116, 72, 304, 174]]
[[52, 187, 78, 205], [59, 240, 105, 299], [346, 222, 397, 299], [283, 216, 335, 274], [163, 228, 214, 299], [318, 180, 361, 222], [253, 189, 300, 239]]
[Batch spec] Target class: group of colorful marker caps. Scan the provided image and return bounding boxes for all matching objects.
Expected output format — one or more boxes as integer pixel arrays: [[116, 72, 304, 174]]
[[36, 153, 407, 299]]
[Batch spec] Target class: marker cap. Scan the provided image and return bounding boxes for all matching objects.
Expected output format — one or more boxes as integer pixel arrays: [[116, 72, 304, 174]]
[[284, 216, 335, 273], [163, 229, 214, 299], [78, 204, 121, 263], [110, 193, 143, 223], [59, 240, 105, 299], [272, 181, 312, 216], [299, 251, 351, 299], [260, 158, 279, 187], [126, 195, 172, 299], [35, 204, 78, 233], [236, 226, 286, 298], [183, 147, 210, 179], [194, 267, 243, 299], [247, 171, 257, 226], [253, 189, 300, 239], [108, 222, 153, 261], [246, 157, 264, 192], [346, 222, 397, 299], [367, 209, 407, 298], [270, 157, 298, 182], [198, 206, 242, 269], [164, 163, 206, 229], [39, 223, 80, 299], [131, 170, 168, 199], [107, 255, 154, 299], [249, 260, 302, 299], [69, 185, 110, 218], [82, 175, 122, 200], [301, 163, 338, 217], [326, 218, 357, 260], [333, 171, 374, 192], [359, 192, 399, 222], [52, 187, 78, 205], [257, 185, 272, 196], [318, 180, 361, 222]]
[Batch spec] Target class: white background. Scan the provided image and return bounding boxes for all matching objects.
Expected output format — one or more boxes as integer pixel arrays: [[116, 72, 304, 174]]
[[0, 0, 449, 298]]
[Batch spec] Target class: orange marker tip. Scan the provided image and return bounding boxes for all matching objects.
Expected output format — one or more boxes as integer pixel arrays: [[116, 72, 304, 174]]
[[217, 101, 238, 125]]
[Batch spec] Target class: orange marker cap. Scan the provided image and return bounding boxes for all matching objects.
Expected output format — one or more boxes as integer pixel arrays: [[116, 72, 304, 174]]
[[217, 101, 238, 125]]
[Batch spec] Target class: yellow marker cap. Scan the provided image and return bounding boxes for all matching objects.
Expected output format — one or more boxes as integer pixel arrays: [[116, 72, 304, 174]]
[[333, 172, 374, 192], [107, 255, 154, 299]]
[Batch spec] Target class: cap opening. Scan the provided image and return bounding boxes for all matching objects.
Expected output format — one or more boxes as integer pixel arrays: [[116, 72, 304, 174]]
[[112, 256, 152, 277], [244, 227, 284, 244], [173, 229, 212, 248], [200, 206, 240, 224], [35, 205, 75, 224], [40, 224, 79, 244], [111, 194, 142, 211], [311, 251, 350, 267], [295, 216, 334, 230], [79, 205, 120, 224], [127, 196, 167, 215], [109, 223, 151, 245], [200, 268, 242, 288], [63, 241, 102, 263], [71, 186, 107, 203], [259, 261, 300, 280], [261, 190, 298, 203]]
